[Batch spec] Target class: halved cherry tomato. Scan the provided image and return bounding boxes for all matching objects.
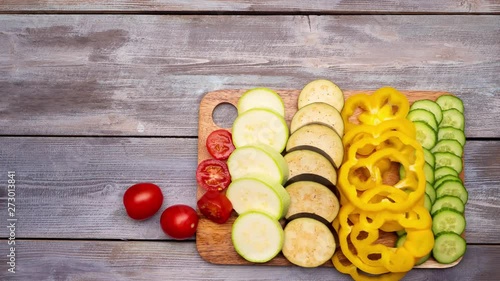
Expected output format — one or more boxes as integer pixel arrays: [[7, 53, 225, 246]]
[[123, 183, 163, 220], [160, 204, 199, 240], [206, 129, 235, 160], [197, 191, 233, 224], [196, 159, 231, 191]]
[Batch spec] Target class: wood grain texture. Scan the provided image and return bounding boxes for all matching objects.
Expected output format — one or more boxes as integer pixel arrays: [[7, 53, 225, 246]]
[[0, 0, 499, 13], [0, 240, 498, 280], [196, 89, 463, 268], [0, 137, 498, 242], [0, 15, 499, 137]]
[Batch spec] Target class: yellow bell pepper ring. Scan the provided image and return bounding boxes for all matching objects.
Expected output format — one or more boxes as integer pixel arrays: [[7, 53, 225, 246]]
[[332, 251, 408, 281]]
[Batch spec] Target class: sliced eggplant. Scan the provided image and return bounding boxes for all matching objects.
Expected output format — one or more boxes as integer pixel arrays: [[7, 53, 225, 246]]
[[286, 123, 344, 168], [282, 216, 337, 267], [284, 149, 337, 187], [298, 79, 344, 112], [285, 181, 340, 223], [290, 102, 344, 136]]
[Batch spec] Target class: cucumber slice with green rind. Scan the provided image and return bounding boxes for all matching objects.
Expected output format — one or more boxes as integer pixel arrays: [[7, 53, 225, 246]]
[[438, 127, 466, 147], [434, 175, 462, 190], [440, 109, 465, 131], [436, 95, 464, 113], [432, 208, 466, 236], [434, 152, 463, 174], [407, 109, 438, 132], [431, 195, 465, 216], [424, 193, 432, 212], [436, 180, 468, 205], [432, 139, 463, 157], [423, 148, 435, 168], [424, 162, 435, 185], [433, 232, 466, 264], [413, 121, 437, 150], [410, 99, 443, 124], [426, 182, 436, 204], [435, 166, 459, 181]]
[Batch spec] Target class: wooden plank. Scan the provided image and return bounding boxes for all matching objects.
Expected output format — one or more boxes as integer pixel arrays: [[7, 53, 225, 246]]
[[0, 137, 498, 243], [0, 240, 498, 280], [0, 15, 499, 137], [0, 0, 499, 13]]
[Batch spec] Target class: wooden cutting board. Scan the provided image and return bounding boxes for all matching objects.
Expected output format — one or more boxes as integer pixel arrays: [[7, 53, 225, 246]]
[[196, 89, 464, 269]]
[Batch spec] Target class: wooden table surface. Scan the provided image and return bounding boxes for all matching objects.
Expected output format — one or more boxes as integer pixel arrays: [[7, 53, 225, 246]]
[[0, 1, 499, 280]]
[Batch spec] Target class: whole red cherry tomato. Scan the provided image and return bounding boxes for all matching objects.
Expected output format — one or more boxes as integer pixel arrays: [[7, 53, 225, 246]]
[[197, 191, 233, 224], [196, 159, 231, 192], [206, 129, 235, 160], [123, 183, 163, 220], [160, 204, 199, 240]]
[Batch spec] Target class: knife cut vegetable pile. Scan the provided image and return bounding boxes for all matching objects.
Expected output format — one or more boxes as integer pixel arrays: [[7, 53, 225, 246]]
[[193, 81, 467, 281]]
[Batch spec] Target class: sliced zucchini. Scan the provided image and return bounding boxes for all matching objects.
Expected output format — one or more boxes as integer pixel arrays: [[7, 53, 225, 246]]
[[237, 88, 285, 117], [438, 127, 466, 147], [285, 181, 340, 223], [282, 217, 336, 267], [298, 79, 344, 112], [425, 182, 436, 204], [434, 152, 463, 174], [407, 109, 438, 132], [413, 121, 437, 150], [410, 99, 443, 124], [284, 149, 338, 189], [227, 145, 288, 185], [440, 109, 465, 131], [435, 180, 468, 204], [424, 162, 435, 185], [432, 139, 463, 157], [433, 232, 466, 264], [232, 108, 289, 153], [423, 148, 435, 168], [432, 208, 466, 236], [431, 195, 465, 216], [286, 123, 344, 169], [436, 95, 464, 113], [434, 166, 459, 181], [226, 177, 290, 220], [231, 211, 284, 263], [290, 102, 344, 136]]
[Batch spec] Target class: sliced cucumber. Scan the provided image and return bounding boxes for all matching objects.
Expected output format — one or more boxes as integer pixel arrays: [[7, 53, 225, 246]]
[[433, 232, 466, 264], [435, 166, 459, 181], [431, 195, 465, 216], [407, 109, 438, 132], [436, 95, 464, 113], [440, 109, 465, 131], [436, 180, 468, 204], [423, 148, 435, 168], [425, 182, 436, 204], [298, 79, 344, 112], [232, 108, 289, 153], [237, 88, 285, 117], [282, 217, 336, 267], [438, 127, 466, 147], [226, 177, 290, 220], [432, 139, 463, 157], [424, 193, 432, 212], [413, 121, 437, 150], [231, 211, 284, 263], [410, 99, 443, 124], [432, 208, 466, 236], [284, 149, 337, 187], [424, 162, 435, 185], [285, 181, 340, 223], [434, 152, 463, 174], [290, 102, 344, 136], [227, 145, 288, 185], [434, 175, 462, 190]]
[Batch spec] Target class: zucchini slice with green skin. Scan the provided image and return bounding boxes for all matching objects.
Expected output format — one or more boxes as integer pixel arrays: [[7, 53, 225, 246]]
[[431, 195, 465, 216], [282, 217, 336, 267], [285, 181, 340, 223], [434, 152, 463, 174], [433, 232, 466, 264], [434, 166, 459, 181], [423, 148, 435, 168], [432, 208, 466, 236], [407, 109, 438, 132], [237, 88, 285, 117], [298, 79, 344, 112], [232, 108, 289, 153], [432, 139, 463, 157], [284, 149, 337, 187], [231, 211, 284, 263], [440, 109, 465, 131], [413, 121, 437, 150], [438, 127, 466, 147], [410, 99, 443, 124], [290, 102, 344, 136], [436, 180, 468, 204], [436, 95, 464, 113]]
